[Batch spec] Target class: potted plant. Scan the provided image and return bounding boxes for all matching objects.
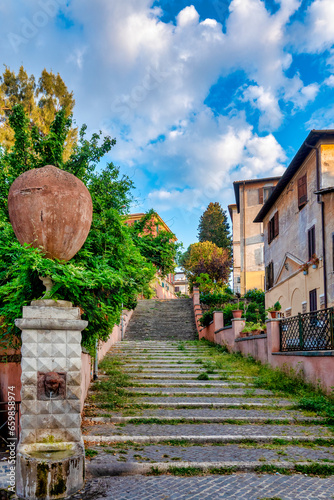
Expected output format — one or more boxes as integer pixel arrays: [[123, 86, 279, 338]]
[[266, 301, 281, 318], [301, 262, 309, 275], [232, 302, 243, 319], [311, 254, 319, 269]]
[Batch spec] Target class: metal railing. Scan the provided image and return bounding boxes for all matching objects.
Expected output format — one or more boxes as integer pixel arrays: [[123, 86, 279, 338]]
[[0, 401, 20, 447], [280, 308, 334, 352]]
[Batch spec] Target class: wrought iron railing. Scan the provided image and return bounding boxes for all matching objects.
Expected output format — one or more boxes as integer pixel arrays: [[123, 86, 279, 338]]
[[280, 308, 334, 352], [0, 401, 20, 447]]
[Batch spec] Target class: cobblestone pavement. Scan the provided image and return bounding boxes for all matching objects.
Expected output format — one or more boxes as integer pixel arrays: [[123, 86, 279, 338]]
[[83, 300, 334, 499], [74, 474, 334, 500]]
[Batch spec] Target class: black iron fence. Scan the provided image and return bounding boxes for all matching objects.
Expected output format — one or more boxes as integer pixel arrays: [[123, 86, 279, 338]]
[[280, 308, 334, 352]]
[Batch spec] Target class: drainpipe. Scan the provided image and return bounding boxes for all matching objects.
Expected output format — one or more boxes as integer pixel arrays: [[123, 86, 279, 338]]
[[305, 142, 327, 309], [242, 182, 246, 294]]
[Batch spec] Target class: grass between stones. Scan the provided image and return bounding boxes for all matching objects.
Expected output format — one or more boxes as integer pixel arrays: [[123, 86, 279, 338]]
[[87, 357, 138, 410], [198, 340, 334, 424]]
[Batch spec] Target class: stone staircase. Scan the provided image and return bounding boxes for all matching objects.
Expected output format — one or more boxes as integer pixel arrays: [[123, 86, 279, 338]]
[[124, 299, 197, 341], [80, 300, 334, 499]]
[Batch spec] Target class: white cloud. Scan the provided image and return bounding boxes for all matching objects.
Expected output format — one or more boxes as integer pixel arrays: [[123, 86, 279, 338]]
[[324, 75, 334, 87], [290, 0, 334, 53], [241, 85, 283, 131]]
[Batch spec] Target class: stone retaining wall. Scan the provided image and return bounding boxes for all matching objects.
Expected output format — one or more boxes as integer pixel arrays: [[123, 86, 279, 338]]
[[192, 288, 334, 393]]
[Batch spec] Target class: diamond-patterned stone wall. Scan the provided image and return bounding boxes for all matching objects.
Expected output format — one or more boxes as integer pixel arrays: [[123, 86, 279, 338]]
[[16, 305, 88, 445]]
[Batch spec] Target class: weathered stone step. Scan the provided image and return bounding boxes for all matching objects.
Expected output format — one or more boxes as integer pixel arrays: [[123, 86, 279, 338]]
[[86, 408, 321, 421], [87, 415, 324, 424], [125, 388, 272, 396], [130, 374, 252, 380], [84, 434, 334, 445], [125, 382, 250, 387], [87, 401, 293, 409], [86, 459, 334, 477]]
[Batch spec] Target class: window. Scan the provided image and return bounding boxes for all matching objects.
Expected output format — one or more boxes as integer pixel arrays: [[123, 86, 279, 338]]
[[309, 289, 317, 312], [268, 212, 279, 244], [298, 174, 307, 209], [175, 286, 179, 292], [308, 226, 315, 261], [265, 261, 274, 290]]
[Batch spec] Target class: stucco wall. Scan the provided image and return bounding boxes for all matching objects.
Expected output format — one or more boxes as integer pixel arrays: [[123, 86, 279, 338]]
[[264, 150, 324, 314]]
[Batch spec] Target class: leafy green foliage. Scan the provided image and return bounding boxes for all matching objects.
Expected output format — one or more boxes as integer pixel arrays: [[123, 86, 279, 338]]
[[0, 66, 77, 158], [0, 105, 156, 351], [128, 210, 179, 276], [181, 241, 231, 289]]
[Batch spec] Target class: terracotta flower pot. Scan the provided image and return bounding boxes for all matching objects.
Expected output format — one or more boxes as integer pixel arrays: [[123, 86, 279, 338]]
[[232, 309, 243, 319], [8, 165, 93, 261], [269, 311, 277, 318]]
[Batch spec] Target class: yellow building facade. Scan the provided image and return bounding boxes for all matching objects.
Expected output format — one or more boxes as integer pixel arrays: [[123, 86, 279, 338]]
[[229, 177, 280, 294]]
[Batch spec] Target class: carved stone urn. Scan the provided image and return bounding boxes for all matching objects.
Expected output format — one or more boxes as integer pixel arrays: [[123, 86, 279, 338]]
[[8, 165, 93, 260]]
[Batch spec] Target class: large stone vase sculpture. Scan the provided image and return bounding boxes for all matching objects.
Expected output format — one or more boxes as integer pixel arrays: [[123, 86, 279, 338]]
[[8, 164, 93, 260], [9, 165, 93, 499]]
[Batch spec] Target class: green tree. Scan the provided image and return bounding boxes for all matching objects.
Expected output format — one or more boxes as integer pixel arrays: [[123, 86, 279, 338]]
[[0, 105, 156, 352], [181, 241, 231, 290], [0, 66, 76, 158], [198, 202, 232, 255]]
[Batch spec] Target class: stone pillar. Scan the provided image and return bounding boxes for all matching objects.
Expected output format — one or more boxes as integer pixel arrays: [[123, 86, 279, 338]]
[[15, 300, 87, 500], [193, 287, 200, 306], [232, 318, 245, 343], [266, 319, 281, 359], [213, 311, 224, 331]]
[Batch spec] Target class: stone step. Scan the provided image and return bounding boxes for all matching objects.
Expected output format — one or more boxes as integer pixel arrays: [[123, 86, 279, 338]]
[[87, 401, 294, 409], [87, 415, 324, 424], [130, 374, 252, 380], [85, 408, 322, 421], [86, 459, 334, 477], [84, 434, 334, 445], [125, 388, 272, 396], [125, 382, 250, 387]]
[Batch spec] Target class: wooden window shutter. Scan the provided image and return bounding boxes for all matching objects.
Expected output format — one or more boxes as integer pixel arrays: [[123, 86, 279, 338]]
[[274, 211, 279, 238], [308, 226, 315, 260], [259, 188, 263, 204], [298, 174, 307, 209], [268, 220, 272, 244]]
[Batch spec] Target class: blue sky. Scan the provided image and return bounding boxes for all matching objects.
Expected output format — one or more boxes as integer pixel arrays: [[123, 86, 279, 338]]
[[1, 0, 334, 249]]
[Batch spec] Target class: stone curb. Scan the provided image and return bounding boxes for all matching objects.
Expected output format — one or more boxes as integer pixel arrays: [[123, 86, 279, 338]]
[[86, 460, 328, 477], [86, 402, 293, 408], [84, 434, 331, 445], [87, 416, 324, 424]]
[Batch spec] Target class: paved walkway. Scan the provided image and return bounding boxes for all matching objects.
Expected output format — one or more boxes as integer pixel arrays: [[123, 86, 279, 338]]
[[82, 334, 334, 499]]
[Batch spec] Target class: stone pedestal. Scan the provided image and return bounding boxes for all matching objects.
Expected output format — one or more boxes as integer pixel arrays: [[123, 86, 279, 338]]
[[15, 301, 87, 499]]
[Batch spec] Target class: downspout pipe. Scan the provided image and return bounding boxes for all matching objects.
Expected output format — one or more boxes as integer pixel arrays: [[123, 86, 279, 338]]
[[305, 142, 327, 309]]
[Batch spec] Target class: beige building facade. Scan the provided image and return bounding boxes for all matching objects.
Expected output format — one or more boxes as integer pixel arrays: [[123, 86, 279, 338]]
[[229, 177, 280, 294], [254, 130, 334, 316]]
